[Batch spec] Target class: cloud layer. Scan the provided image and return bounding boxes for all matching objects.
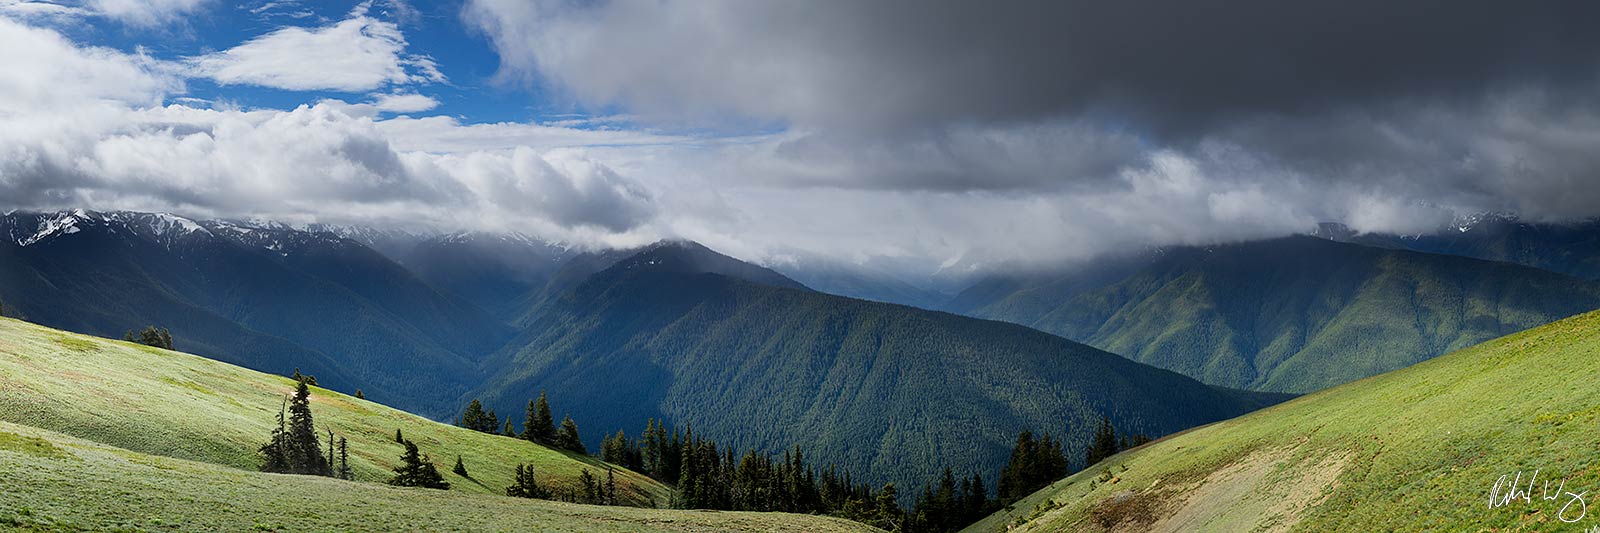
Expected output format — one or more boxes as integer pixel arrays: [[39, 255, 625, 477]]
[[454, 0, 1600, 269], [0, 16, 660, 245], [5, 2, 1600, 276]]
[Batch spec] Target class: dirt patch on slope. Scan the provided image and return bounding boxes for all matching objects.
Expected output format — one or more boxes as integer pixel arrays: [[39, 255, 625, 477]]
[[1092, 447, 1351, 533]]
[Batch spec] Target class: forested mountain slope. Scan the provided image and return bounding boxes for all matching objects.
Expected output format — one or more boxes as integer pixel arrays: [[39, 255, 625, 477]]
[[471, 242, 1276, 495], [0, 210, 513, 415], [954, 236, 1600, 393]]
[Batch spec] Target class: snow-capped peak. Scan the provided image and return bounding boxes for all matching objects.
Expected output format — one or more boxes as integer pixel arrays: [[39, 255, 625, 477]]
[[17, 210, 88, 246], [1448, 212, 1519, 234], [7, 210, 212, 247]]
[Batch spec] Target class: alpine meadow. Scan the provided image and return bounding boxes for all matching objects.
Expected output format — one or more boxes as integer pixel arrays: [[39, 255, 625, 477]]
[[4, 1, 1600, 531]]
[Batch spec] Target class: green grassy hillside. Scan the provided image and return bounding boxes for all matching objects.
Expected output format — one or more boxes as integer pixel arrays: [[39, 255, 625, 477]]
[[0, 316, 670, 506], [962, 236, 1600, 393], [965, 308, 1600, 532], [0, 420, 878, 532]]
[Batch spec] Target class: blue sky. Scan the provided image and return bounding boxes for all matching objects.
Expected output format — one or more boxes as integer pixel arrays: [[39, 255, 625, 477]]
[[44, 0, 601, 126]]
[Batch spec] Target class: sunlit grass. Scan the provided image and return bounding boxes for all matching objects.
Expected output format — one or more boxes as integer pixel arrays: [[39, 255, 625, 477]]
[[965, 309, 1600, 532], [0, 316, 668, 505]]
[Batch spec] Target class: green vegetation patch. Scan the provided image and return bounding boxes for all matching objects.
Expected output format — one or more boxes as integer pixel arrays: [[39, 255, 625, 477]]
[[966, 309, 1600, 532]]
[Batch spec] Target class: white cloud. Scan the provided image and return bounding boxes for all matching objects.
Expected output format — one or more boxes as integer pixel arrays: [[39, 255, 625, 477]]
[[368, 91, 438, 113], [0, 16, 179, 111], [89, 0, 208, 25], [185, 13, 442, 92]]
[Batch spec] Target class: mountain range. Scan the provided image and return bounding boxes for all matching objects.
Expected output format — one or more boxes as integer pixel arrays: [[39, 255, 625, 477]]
[[468, 240, 1277, 492], [0, 210, 510, 416], [946, 235, 1600, 393], [6, 208, 1600, 513]]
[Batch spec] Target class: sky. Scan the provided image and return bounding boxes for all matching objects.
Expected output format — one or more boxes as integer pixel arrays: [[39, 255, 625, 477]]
[[2, 0, 1600, 274]]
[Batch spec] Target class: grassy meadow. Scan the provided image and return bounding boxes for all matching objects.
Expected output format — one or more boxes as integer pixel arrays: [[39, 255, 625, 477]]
[[0, 316, 669, 506], [0, 420, 878, 532], [965, 308, 1600, 532]]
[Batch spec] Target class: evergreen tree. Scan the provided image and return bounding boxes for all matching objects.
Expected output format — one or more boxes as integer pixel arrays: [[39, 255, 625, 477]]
[[502, 419, 517, 437], [337, 436, 351, 480], [289, 368, 316, 386], [395, 428, 404, 443], [122, 330, 135, 342], [460, 399, 495, 433], [998, 430, 1068, 504], [388, 439, 450, 489], [453, 455, 469, 478], [524, 392, 555, 444], [354, 389, 364, 400], [643, 418, 662, 476], [579, 468, 600, 504], [605, 467, 617, 505], [136, 326, 173, 350], [1085, 415, 1118, 467], [286, 380, 330, 476], [556, 415, 586, 453], [869, 483, 903, 532], [258, 397, 290, 473], [506, 463, 549, 499]]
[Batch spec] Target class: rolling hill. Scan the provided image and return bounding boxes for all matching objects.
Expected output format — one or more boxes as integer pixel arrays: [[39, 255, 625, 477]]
[[0, 421, 875, 532], [0, 315, 668, 506], [964, 307, 1600, 532], [470, 242, 1280, 496], [951, 236, 1600, 393], [0, 210, 513, 416]]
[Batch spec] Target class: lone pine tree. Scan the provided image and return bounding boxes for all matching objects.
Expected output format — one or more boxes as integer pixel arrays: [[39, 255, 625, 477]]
[[258, 381, 331, 477], [286, 380, 330, 476], [556, 415, 586, 454], [337, 436, 351, 480]]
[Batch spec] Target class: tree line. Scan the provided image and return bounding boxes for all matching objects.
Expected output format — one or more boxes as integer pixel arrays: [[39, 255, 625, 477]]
[[264, 383, 1150, 533], [122, 325, 173, 350], [458, 391, 587, 454]]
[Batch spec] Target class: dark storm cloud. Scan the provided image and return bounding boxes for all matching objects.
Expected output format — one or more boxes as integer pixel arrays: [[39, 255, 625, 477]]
[[466, 0, 1600, 135]]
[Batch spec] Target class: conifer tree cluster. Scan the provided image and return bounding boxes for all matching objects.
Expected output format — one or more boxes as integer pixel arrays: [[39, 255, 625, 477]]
[[524, 391, 556, 444], [505, 463, 550, 499], [259, 380, 334, 477], [389, 436, 450, 489], [458, 399, 500, 434], [906, 468, 995, 532], [594, 419, 902, 527], [996, 430, 1068, 503], [1082, 415, 1151, 469], [122, 325, 173, 350], [456, 392, 589, 453]]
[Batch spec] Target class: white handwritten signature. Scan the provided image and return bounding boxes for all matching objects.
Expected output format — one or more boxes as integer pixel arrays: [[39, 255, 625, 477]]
[[1488, 469, 1588, 523]]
